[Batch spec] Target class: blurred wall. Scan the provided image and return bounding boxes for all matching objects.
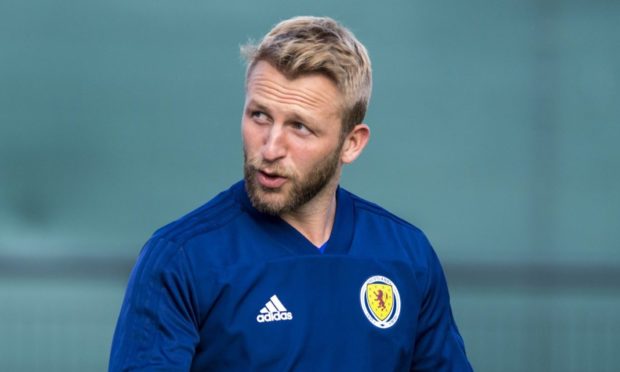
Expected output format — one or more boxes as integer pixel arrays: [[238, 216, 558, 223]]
[[1, 0, 619, 371]]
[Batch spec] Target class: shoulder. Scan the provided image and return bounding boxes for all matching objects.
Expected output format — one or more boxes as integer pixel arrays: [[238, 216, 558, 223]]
[[133, 181, 265, 273], [342, 188, 437, 264], [345, 188, 426, 238], [150, 182, 245, 247], [120, 183, 247, 311]]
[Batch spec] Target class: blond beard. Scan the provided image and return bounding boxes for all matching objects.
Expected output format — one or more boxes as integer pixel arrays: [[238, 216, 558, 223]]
[[243, 147, 342, 215]]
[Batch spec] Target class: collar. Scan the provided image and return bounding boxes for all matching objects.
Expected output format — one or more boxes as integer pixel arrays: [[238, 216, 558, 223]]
[[233, 180, 355, 255]]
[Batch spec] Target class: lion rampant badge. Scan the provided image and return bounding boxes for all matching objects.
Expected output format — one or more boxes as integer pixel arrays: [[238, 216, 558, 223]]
[[360, 276, 401, 328]]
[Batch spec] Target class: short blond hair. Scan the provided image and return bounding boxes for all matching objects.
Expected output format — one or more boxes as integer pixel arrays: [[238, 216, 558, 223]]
[[241, 16, 372, 136]]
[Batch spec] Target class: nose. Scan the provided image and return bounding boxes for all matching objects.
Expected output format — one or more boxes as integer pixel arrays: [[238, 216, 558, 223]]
[[262, 125, 286, 162]]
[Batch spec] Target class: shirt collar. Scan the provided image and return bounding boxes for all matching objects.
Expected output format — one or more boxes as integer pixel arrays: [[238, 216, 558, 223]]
[[234, 180, 355, 255]]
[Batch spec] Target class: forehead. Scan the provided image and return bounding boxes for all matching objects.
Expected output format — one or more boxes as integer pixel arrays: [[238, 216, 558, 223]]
[[246, 61, 342, 119]]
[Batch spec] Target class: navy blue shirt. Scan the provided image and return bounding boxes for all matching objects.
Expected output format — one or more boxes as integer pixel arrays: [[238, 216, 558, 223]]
[[109, 181, 472, 371]]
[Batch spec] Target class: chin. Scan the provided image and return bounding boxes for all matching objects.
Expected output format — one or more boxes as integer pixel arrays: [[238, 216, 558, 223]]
[[247, 185, 292, 215], [254, 198, 291, 216]]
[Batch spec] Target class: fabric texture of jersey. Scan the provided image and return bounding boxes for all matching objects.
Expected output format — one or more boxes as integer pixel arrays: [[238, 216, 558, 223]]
[[109, 181, 473, 371]]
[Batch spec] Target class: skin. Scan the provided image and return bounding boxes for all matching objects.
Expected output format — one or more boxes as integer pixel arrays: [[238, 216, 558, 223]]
[[242, 61, 370, 247]]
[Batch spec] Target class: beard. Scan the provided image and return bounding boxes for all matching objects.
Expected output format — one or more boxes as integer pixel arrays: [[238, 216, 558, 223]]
[[243, 146, 342, 216]]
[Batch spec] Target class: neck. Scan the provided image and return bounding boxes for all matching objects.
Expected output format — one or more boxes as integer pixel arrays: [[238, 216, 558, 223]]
[[280, 179, 339, 248]]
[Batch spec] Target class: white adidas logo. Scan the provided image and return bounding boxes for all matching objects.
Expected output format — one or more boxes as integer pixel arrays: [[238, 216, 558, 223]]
[[256, 295, 293, 323]]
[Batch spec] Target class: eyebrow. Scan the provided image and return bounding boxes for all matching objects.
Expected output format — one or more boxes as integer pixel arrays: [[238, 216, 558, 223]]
[[246, 100, 269, 113], [246, 99, 313, 125]]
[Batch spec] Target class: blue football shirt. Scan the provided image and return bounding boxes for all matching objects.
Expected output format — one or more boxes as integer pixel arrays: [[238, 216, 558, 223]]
[[109, 181, 472, 371]]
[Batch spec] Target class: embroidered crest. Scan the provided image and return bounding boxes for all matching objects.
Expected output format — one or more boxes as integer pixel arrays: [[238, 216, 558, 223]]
[[360, 276, 401, 328]]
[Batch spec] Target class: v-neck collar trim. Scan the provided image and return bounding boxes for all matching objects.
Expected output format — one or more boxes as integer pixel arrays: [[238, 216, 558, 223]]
[[233, 180, 355, 255]]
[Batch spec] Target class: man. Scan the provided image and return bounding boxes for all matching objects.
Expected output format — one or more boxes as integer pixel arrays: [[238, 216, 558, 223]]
[[110, 16, 473, 371]]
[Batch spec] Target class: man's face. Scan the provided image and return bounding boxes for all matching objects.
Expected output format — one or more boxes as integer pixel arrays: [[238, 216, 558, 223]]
[[242, 61, 345, 215]]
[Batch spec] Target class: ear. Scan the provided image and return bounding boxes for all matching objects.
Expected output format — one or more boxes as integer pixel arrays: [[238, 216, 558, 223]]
[[340, 124, 370, 164]]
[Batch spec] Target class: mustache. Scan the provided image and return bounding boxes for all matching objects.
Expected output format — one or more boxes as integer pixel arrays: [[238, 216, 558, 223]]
[[245, 157, 295, 178]]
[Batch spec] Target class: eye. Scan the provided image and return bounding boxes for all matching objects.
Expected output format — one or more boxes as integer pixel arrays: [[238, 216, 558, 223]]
[[291, 121, 312, 136], [250, 111, 270, 124]]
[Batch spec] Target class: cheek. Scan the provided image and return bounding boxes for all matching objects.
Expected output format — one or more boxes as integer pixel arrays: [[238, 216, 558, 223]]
[[291, 144, 332, 169], [241, 119, 251, 139], [241, 122, 261, 151]]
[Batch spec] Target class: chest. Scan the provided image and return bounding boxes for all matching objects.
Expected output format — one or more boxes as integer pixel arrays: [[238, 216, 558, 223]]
[[193, 256, 424, 371]]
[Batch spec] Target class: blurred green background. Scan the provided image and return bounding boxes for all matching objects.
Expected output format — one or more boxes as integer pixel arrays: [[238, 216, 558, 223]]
[[1, 0, 619, 371]]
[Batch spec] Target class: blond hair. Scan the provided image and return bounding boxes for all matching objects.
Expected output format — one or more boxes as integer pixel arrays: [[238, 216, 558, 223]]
[[241, 16, 372, 136]]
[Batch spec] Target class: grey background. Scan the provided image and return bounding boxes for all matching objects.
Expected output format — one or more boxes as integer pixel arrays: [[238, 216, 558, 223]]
[[1, 0, 619, 370]]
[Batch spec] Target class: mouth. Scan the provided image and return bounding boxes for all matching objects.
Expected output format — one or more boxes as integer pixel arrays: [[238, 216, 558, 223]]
[[256, 170, 288, 189]]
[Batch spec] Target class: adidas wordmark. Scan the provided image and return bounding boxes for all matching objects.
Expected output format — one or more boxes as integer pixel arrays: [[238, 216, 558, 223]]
[[256, 295, 293, 323]]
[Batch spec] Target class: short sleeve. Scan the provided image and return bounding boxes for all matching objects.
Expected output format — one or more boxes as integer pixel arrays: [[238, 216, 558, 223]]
[[410, 240, 473, 372], [109, 238, 201, 371]]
